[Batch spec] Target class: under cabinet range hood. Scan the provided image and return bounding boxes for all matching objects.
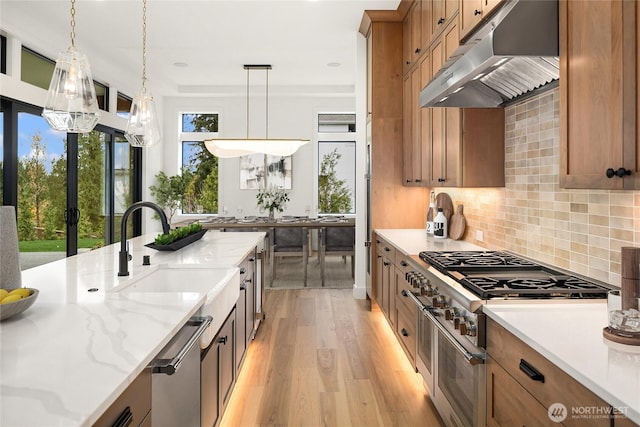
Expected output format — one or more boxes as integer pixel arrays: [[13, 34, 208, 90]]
[[420, 0, 559, 108]]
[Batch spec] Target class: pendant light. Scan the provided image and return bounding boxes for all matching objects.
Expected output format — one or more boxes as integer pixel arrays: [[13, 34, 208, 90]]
[[204, 65, 309, 158], [42, 0, 100, 133], [125, 0, 161, 147]]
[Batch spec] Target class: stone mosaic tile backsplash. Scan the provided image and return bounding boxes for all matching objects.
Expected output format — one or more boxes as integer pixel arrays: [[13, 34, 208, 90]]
[[441, 87, 638, 287]]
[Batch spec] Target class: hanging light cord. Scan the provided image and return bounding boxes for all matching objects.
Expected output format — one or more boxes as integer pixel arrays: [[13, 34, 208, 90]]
[[246, 67, 250, 139], [69, 0, 76, 48], [141, 0, 148, 91], [265, 67, 269, 139]]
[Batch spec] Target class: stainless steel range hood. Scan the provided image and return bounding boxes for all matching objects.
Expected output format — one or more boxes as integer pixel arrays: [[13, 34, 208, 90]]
[[420, 0, 558, 108]]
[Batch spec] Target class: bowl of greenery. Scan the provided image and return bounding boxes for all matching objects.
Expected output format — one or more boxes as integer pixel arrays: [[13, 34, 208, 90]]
[[145, 223, 206, 251]]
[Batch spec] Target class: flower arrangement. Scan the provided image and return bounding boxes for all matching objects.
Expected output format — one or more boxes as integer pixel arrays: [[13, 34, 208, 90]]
[[256, 184, 289, 218]]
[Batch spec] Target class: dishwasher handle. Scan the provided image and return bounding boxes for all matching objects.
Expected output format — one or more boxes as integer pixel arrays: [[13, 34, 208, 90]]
[[152, 315, 212, 375]]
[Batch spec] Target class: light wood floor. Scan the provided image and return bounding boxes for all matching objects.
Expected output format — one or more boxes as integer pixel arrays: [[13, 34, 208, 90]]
[[220, 288, 444, 426]]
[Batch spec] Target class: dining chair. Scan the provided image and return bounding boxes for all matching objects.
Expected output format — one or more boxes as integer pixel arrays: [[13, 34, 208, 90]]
[[270, 226, 308, 287], [319, 226, 355, 287]]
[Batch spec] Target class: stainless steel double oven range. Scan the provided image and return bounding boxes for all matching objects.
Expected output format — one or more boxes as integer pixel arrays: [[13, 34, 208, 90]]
[[404, 250, 612, 427]]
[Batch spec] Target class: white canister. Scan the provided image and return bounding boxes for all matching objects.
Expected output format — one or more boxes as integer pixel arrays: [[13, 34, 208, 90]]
[[433, 208, 447, 239]]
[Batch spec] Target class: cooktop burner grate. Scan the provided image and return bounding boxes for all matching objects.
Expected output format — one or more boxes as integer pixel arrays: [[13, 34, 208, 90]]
[[418, 250, 612, 300]]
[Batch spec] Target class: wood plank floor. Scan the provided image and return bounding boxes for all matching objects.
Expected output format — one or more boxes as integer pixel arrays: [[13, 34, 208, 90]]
[[220, 288, 445, 426]]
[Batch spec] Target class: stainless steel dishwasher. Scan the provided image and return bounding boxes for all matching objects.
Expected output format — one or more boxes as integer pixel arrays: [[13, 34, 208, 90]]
[[151, 316, 212, 427]]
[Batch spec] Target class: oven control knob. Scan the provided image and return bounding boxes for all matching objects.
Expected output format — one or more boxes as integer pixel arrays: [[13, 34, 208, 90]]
[[422, 285, 436, 296], [461, 320, 476, 337], [445, 309, 453, 320], [432, 295, 447, 308], [453, 316, 464, 329]]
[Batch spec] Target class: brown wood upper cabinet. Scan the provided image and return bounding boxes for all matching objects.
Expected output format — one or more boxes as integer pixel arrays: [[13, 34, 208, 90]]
[[403, 1, 424, 73], [431, 0, 458, 41], [560, 0, 640, 189], [403, 54, 431, 186], [460, 0, 503, 41]]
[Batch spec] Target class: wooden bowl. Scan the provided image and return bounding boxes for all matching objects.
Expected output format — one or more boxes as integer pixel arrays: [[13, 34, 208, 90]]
[[0, 288, 39, 321]]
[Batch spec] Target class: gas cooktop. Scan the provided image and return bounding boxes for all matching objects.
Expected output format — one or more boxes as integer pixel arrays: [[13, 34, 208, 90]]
[[419, 251, 612, 300]]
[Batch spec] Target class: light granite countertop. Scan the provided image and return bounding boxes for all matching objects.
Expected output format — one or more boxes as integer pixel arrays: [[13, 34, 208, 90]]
[[0, 230, 264, 427]]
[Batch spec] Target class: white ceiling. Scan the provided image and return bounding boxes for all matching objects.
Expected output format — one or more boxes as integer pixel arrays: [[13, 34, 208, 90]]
[[0, 0, 400, 98]]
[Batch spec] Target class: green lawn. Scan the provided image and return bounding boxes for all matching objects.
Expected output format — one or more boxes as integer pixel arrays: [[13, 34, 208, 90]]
[[19, 238, 104, 252]]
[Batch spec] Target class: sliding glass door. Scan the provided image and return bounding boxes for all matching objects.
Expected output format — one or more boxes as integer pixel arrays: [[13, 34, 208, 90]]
[[2, 97, 140, 269]]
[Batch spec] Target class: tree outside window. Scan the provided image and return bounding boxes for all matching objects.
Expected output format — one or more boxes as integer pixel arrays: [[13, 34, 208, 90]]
[[318, 142, 355, 214]]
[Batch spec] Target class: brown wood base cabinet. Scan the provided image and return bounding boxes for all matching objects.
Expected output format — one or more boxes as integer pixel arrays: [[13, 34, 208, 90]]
[[201, 308, 236, 427], [487, 318, 615, 427], [93, 368, 152, 427]]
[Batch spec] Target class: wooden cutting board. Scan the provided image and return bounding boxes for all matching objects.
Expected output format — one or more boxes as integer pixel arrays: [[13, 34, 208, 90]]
[[449, 204, 466, 240], [435, 192, 454, 224]]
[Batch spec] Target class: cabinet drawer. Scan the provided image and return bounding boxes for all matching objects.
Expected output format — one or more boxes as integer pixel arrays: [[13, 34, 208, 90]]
[[93, 368, 151, 427], [396, 305, 416, 365], [375, 235, 396, 260], [395, 271, 416, 317], [487, 356, 550, 427], [487, 318, 610, 427], [395, 252, 412, 272]]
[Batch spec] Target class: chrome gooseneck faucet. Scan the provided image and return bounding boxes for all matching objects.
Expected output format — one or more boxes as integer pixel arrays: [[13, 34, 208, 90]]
[[118, 201, 170, 276]]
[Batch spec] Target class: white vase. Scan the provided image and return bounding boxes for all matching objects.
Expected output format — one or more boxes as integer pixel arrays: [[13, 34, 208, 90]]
[[0, 206, 22, 288]]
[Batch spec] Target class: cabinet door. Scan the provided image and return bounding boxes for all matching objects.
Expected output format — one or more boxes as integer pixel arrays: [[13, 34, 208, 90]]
[[419, 54, 432, 183], [460, 0, 483, 40], [420, 0, 432, 50], [560, 0, 634, 189], [486, 356, 550, 427], [246, 254, 256, 344], [431, 0, 446, 39], [402, 74, 415, 185], [429, 38, 445, 186], [201, 341, 220, 427], [93, 369, 151, 427], [234, 284, 246, 372], [219, 309, 236, 411]]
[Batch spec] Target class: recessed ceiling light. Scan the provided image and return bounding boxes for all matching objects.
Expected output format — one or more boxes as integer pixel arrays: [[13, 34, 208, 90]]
[[173, 62, 188, 68], [327, 62, 341, 68]]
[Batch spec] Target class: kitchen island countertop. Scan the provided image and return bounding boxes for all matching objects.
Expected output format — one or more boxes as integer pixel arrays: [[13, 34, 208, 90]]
[[0, 230, 264, 427]]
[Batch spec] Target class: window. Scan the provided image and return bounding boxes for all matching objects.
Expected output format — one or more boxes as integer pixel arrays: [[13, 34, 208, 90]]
[[317, 113, 356, 215], [117, 93, 132, 118], [21, 47, 55, 90], [179, 113, 219, 214], [318, 113, 356, 133], [1, 35, 7, 74], [94, 81, 108, 111]]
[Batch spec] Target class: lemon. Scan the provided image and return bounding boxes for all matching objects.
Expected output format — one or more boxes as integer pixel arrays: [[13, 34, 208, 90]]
[[8, 288, 30, 298], [0, 289, 8, 300], [1, 294, 23, 304]]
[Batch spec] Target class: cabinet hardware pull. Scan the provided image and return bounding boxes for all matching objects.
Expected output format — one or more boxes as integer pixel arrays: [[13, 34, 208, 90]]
[[240, 267, 246, 274], [519, 359, 545, 383], [437, 17, 445, 25], [474, 9, 482, 15], [383, 261, 390, 266], [401, 328, 409, 337], [384, 247, 390, 252], [414, 48, 421, 54], [249, 257, 255, 262], [400, 261, 408, 267], [112, 406, 133, 427], [406, 179, 412, 183], [219, 335, 228, 345], [415, 179, 421, 183], [240, 283, 247, 291], [606, 167, 631, 178], [438, 178, 446, 182], [406, 61, 411, 65]]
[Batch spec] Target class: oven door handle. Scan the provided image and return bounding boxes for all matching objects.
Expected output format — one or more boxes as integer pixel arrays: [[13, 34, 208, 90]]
[[403, 290, 485, 366]]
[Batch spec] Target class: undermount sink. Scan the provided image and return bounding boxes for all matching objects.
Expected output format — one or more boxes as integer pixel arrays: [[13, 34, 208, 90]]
[[112, 264, 240, 348]]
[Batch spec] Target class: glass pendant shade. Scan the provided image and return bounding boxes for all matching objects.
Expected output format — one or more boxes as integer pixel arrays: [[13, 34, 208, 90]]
[[204, 138, 309, 158], [124, 89, 161, 147], [42, 46, 100, 133], [124, 89, 162, 147]]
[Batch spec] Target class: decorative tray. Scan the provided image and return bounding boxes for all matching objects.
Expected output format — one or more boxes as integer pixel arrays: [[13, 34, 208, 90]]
[[145, 229, 207, 251]]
